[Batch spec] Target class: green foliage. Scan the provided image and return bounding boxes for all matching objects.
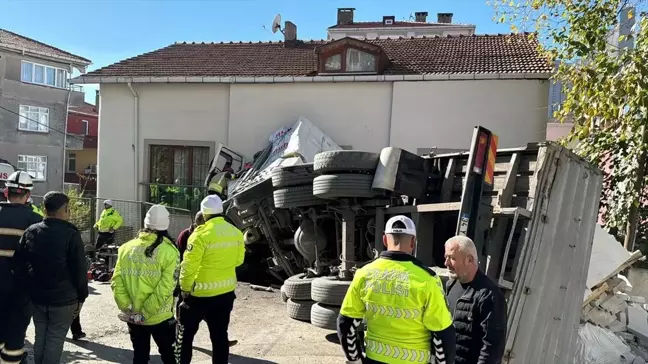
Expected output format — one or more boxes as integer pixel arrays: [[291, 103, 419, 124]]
[[491, 0, 648, 245], [66, 188, 92, 229]]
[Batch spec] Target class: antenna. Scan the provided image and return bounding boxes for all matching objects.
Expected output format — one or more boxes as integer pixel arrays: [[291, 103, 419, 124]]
[[272, 14, 283, 34]]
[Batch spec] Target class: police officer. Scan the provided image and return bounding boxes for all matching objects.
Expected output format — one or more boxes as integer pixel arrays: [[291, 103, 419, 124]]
[[111, 205, 179, 364], [0, 171, 42, 364], [178, 195, 245, 364], [93, 199, 123, 253], [337, 215, 456, 364]]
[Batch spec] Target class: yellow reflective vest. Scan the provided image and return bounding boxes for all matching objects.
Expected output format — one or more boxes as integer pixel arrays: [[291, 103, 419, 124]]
[[95, 207, 123, 233], [111, 232, 180, 326], [179, 216, 245, 297], [340, 251, 453, 364], [30, 203, 44, 217]]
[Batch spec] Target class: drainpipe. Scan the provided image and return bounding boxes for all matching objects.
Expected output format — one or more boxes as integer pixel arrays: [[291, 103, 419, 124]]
[[63, 77, 72, 192], [127, 82, 139, 201]]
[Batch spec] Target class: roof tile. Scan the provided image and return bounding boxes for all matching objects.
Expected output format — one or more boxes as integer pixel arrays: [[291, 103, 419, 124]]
[[328, 20, 473, 29], [83, 33, 551, 78]]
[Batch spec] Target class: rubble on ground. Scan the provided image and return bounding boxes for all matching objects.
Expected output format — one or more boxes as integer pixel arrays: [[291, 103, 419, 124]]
[[578, 226, 647, 363]]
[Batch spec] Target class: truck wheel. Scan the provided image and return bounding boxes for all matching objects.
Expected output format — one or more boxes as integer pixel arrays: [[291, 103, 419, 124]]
[[272, 163, 316, 188], [283, 273, 314, 300], [274, 186, 323, 209], [311, 277, 351, 306], [310, 303, 340, 331], [313, 174, 381, 199], [314, 151, 379, 174], [287, 299, 314, 322]]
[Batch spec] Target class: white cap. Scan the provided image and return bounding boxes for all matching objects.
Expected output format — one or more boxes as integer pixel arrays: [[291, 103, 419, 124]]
[[385, 215, 417, 237], [200, 195, 223, 215], [144, 205, 170, 231], [104, 199, 113, 206]]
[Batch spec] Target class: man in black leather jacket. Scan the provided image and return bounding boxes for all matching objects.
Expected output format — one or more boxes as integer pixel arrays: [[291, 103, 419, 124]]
[[18, 191, 88, 364], [0, 171, 42, 364]]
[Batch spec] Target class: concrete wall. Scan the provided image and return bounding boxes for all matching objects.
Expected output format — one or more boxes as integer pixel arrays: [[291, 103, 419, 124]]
[[0, 50, 71, 194], [97, 78, 549, 201]]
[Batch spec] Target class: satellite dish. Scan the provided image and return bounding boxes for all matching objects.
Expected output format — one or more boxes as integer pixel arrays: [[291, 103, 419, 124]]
[[272, 14, 282, 34]]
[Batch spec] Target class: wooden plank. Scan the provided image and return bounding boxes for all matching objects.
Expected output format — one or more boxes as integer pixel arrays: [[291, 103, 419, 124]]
[[453, 174, 531, 193], [384, 202, 462, 214], [493, 207, 532, 219], [582, 282, 609, 308], [497, 153, 521, 207], [440, 157, 456, 202], [457, 155, 537, 174], [589, 250, 644, 289]]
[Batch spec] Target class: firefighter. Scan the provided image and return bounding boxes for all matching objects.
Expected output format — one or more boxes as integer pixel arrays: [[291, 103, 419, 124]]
[[337, 215, 456, 364], [93, 199, 123, 253], [206, 162, 235, 200], [0, 171, 42, 364], [27, 196, 44, 217], [178, 195, 245, 364], [111, 205, 179, 364]]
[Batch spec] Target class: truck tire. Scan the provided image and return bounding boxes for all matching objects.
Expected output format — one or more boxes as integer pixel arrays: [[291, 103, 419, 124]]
[[311, 277, 352, 306], [314, 151, 379, 174], [272, 163, 316, 188], [310, 303, 340, 331], [313, 174, 380, 200], [274, 186, 323, 209], [283, 273, 314, 300], [287, 299, 314, 322]]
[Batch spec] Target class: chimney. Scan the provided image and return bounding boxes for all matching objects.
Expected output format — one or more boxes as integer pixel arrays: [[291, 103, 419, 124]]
[[437, 13, 453, 24], [337, 8, 355, 25], [415, 11, 428, 22], [95, 90, 100, 114], [383, 15, 395, 25], [284, 21, 297, 42]]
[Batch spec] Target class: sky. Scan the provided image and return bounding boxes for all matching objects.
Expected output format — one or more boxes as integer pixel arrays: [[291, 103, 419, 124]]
[[0, 0, 511, 104]]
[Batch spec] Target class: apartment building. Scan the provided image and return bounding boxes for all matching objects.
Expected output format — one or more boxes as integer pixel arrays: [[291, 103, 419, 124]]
[[0, 29, 91, 195], [65, 91, 99, 194]]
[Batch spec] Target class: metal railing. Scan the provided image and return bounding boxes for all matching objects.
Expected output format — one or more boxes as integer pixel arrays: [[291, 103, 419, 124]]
[[32, 195, 192, 248], [142, 183, 207, 213]]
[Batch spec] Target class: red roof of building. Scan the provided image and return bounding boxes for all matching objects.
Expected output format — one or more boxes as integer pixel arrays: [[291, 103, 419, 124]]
[[82, 33, 551, 78], [69, 102, 98, 116], [0, 29, 91, 65], [328, 21, 473, 29]]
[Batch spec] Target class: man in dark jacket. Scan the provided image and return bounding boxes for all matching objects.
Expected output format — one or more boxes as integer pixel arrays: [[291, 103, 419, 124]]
[[18, 191, 89, 364], [0, 171, 42, 364], [444, 236, 507, 364], [176, 211, 204, 259]]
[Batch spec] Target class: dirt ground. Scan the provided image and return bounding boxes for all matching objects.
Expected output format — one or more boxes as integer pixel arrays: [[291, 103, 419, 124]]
[[23, 282, 346, 364]]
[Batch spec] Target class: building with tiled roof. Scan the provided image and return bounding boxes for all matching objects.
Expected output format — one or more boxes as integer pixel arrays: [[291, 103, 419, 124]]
[[0, 29, 92, 195], [327, 8, 476, 40], [71, 20, 552, 203]]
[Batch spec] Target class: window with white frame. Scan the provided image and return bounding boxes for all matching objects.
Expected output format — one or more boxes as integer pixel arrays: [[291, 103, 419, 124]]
[[18, 105, 49, 132], [17, 155, 47, 181], [67, 153, 76, 173], [21, 61, 68, 88], [81, 120, 89, 135]]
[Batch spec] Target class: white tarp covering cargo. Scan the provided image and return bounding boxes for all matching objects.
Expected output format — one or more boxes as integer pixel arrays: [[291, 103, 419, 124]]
[[230, 116, 340, 194]]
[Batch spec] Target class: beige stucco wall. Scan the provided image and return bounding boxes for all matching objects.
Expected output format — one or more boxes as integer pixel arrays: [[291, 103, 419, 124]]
[[97, 79, 549, 201], [68, 148, 96, 173]]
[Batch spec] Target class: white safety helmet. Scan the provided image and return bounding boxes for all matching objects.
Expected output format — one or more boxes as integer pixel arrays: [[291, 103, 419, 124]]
[[4, 171, 34, 191]]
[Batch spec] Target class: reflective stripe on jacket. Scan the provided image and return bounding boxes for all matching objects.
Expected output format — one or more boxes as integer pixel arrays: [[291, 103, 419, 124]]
[[94, 207, 123, 232], [110, 232, 180, 326], [179, 216, 245, 297], [340, 251, 453, 364]]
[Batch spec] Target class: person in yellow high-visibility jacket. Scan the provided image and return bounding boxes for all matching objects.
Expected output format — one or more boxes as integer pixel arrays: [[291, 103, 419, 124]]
[[178, 194, 245, 364], [337, 215, 456, 364], [93, 199, 123, 253], [27, 197, 44, 216]]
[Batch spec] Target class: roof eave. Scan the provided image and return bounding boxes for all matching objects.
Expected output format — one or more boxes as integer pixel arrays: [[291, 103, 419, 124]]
[[0, 43, 91, 69], [71, 72, 552, 85], [327, 24, 476, 30]]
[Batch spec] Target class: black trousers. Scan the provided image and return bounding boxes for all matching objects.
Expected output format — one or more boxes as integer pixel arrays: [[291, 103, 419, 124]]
[[95, 232, 115, 251], [0, 294, 31, 363], [70, 315, 82, 336], [127, 318, 176, 364], [178, 292, 235, 364]]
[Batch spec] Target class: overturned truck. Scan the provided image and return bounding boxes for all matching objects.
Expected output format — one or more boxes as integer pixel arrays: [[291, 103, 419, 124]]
[[206, 119, 603, 363]]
